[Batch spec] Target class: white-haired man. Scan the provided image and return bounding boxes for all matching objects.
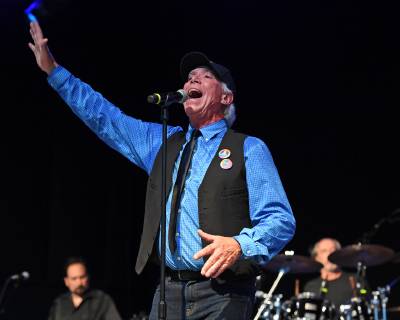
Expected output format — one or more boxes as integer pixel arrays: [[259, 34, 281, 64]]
[[304, 238, 365, 308], [29, 20, 295, 319]]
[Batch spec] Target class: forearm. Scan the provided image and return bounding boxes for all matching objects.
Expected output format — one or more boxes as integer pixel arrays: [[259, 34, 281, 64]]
[[47, 66, 180, 172], [236, 136, 296, 263], [234, 210, 295, 262]]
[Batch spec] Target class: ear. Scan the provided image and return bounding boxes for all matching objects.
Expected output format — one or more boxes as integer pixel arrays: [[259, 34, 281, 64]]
[[220, 92, 234, 106], [64, 277, 68, 287]]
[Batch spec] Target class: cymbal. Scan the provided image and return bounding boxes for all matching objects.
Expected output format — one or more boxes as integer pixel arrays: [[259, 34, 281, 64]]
[[263, 254, 323, 274], [328, 244, 395, 267]]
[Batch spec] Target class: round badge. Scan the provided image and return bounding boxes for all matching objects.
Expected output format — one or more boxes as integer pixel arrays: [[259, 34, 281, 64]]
[[220, 159, 233, 170], [218, 148, 231, 159]]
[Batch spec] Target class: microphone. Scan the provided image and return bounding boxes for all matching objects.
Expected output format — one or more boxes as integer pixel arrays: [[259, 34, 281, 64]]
[[9, 271, 30, 281], [320, 279, 328, 296], [147, 89, 187, 106]]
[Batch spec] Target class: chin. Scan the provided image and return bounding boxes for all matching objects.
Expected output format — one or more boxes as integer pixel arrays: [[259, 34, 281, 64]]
[[75, 287, 88, 295], [326, 264, 340, 272], [183, 105, 198, 116]]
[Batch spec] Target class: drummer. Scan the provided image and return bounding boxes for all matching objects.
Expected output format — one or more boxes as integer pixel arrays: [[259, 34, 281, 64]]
[[303, 238, 369, 307]]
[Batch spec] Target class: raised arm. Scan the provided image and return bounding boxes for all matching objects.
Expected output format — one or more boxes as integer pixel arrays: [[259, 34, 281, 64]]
[[27, 21, 182, 174], [28, 21, 58, 75]]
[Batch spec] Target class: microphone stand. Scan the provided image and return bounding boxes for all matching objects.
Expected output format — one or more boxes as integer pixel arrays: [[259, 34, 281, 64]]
[[253, 267, 288, 320], [359, 208, 400, 244], [0, 275, 22, 317], [157, 93, 183, 319], [158, 102, 169, 320], [0, 277, 12, 315]]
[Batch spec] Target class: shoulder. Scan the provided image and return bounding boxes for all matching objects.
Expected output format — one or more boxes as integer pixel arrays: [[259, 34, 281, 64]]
[[228, 130, 268, 150], [88, 289, 114, 301], [229, 129, 268, 149], [89, 288, 107, 296], [242, 135, 273, 160], [52, 292, 71, 304]]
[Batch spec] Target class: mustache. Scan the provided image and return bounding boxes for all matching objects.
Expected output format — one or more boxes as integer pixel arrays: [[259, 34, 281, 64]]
[[74, 284, 88, 293]]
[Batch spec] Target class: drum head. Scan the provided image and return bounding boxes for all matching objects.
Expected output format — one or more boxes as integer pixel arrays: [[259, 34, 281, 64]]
[[284, 292, 335, 320]]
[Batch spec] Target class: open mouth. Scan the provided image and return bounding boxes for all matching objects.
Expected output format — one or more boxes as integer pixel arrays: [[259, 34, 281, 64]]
[[188, 88, 203, 99]]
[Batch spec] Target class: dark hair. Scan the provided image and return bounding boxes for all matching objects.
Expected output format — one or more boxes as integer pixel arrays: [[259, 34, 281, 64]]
[[63, 256, 89, 277]]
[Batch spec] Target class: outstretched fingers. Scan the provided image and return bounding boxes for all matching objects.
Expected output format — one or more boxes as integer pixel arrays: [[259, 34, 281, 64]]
[[31, 21, 44, 40], [28, 42, 35, 53]]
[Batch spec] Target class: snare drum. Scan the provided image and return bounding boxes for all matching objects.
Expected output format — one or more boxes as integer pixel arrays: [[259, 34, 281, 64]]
[[284, 292, 335, 320]]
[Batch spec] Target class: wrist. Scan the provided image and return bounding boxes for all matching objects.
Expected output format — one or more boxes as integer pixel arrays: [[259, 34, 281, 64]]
[[45, 61, 58, 75]]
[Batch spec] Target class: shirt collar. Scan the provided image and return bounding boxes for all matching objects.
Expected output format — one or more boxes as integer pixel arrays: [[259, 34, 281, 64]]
[[187, 119, 228, 142]]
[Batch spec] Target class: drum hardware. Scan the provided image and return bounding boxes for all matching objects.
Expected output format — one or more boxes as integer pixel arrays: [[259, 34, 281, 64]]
[[253, 266, 288, 320], [339, 304, 352, 320], [359, 208, 400, 245], [377, 286, 390, 320], [339, 297, 372, 320], [285, 291, 335, 320], [329, 244, 396, 320], [369, 285, 391, 320], [255, 242, 397, 320], [344, 275, 372, 319], [254, 292, 285, 320], [254, 251, 322, 320], [371, 291, 380, 320], [345, 278, 395, 320], [369, 287, 389, 320], [294, 279, 300, 297], [329, 243, 394, 300]]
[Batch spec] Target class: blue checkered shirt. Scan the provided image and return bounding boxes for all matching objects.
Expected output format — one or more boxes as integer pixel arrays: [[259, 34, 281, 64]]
[[48, 66, 296, 271]]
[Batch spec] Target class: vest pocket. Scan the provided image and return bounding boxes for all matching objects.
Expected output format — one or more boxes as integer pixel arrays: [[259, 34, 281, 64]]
[[220, 187, 247, 199], [148, 179, 159, 191]]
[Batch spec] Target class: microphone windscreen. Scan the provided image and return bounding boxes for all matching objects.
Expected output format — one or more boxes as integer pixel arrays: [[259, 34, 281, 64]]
[[21, 271, 30, 280]]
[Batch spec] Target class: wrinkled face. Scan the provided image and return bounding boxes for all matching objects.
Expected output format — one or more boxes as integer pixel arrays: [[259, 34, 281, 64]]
[[182, 67, 230, 122], [314, 239, 339, 272], [64, 263, 89, 296]]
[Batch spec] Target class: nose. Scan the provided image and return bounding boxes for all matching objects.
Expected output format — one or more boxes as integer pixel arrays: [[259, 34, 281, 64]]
[[190, 75, 200, 84]]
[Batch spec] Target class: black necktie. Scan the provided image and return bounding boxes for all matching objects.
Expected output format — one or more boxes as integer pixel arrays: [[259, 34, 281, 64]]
[[168, 129, 200, 253]]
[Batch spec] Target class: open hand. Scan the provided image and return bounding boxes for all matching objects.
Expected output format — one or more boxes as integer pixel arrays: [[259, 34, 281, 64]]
[[28, 21, 58, 75], [193, 229, 242, 278]]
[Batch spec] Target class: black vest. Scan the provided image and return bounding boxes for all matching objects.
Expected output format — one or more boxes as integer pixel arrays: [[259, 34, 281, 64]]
[[135, 129, 259, 279]]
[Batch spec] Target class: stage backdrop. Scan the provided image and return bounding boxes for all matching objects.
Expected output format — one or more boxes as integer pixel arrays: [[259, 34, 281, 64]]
[[1, 0, 400, 318]]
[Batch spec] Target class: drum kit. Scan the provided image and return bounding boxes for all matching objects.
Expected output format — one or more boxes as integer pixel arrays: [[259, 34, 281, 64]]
[[253, 245, 399, 320]]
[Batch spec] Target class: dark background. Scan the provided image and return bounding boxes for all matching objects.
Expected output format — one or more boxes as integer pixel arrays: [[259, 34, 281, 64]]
[[1, 0, 400, 318]]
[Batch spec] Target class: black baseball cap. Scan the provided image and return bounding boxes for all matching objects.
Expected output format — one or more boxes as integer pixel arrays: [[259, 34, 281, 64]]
[[180, 51, 236, 95]]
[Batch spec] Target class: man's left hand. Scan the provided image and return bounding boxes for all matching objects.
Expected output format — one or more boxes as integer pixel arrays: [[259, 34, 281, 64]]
[[193, 229, 242, 278]]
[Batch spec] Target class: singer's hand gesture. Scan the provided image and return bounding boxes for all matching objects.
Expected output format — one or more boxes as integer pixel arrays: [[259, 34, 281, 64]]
[[193, 229, 242, 278], [28, 21, 58, 75]]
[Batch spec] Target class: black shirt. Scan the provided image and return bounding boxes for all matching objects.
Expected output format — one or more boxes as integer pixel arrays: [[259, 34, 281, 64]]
[[48, 289, 122, 320], [303, 272, 355, 307]]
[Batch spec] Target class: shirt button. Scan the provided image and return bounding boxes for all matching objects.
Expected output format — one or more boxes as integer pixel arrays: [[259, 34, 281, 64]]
[[247, 250, 251, 254], [177, 257, 181, 261], [176, 232, 180, 237]]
